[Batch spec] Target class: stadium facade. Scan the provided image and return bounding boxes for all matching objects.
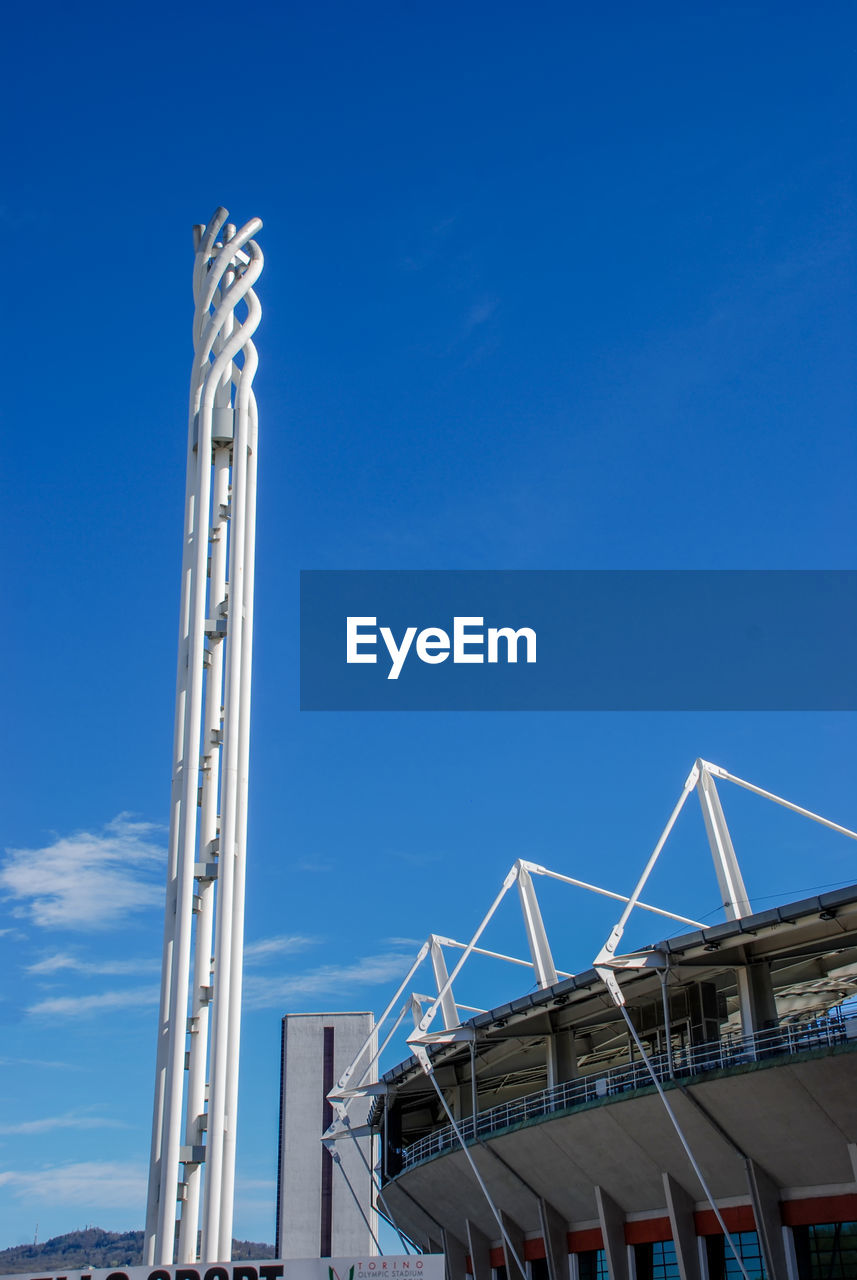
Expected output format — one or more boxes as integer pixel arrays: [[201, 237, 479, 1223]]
[[324, 764, 857, 1280], [372, 888, 857, 1280]]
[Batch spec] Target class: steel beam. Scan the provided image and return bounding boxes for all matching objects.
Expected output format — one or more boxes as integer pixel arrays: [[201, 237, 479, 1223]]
[[696, 762, 751, 920], [517, 864, 558, 988], [430, 936, 461, 1031]]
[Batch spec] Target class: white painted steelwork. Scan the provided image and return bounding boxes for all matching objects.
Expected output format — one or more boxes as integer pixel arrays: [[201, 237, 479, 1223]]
[[327, 760, 856, 1280], [592, 758, 857, 994], [145, 208, 263, 1266], [325, 758, 857, 1140]]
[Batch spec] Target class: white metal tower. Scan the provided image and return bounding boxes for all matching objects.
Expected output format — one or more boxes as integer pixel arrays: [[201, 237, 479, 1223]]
[[145, 208, 263, 1266]]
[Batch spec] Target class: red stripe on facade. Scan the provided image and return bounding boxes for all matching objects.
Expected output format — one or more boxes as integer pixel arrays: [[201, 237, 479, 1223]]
[[465, 1193, 857, 1272], [694, 1206, 756, 1235], [567, 1228, 604, 1252], [624, 1217, 673, 1245], [780, 1194, 857, 1227]]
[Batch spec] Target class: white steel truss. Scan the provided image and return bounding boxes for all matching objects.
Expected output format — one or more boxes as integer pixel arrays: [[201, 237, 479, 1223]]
[[325, 758, 857, 1138], [145, 208, 263, 1266], [593, 758, 857, 1000], [590, 759, 857, 1280], [324, 759, 856, 1278], [324, 860, 705, 1135]]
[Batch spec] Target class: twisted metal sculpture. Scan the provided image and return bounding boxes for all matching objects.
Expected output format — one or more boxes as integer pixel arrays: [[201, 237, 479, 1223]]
[[145, 209, 263, 1265]]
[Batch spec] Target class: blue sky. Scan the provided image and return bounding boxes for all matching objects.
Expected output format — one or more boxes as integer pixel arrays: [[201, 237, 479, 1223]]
[[1, 0, 855, 1256]]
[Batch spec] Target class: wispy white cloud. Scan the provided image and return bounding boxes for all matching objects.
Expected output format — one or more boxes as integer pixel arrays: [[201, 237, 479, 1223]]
[[0, 1111, 126, 1135], [27, 985, 159, 1018], [0, 1057, 80, 1070], [0, 927, 28, 943], [242, 951, 413, 1010], [26, 947, 408, 1016], [0, 1161, 146, 1208], [26, 952, 160, 977], [0, 816, 165, 930], [233, 1176, 277, 1219], [463, 298, 499, 333], [386, 849, 440, 867], [296, 857, 335, 873], [243, 935, 318, 964]]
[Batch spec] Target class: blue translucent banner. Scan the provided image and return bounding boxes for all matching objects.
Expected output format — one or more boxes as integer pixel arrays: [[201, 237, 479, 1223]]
[[299, 571, 857, 711]]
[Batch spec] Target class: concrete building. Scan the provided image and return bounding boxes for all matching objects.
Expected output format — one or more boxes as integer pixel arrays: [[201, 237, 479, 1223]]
[[372, 889, 857, 1280], [277, 1012, 377, 1258]]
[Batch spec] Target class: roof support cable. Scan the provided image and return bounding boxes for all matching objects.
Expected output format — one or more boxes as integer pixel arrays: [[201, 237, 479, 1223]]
[[656, 967, 787, 1280], [616, 1004, 752, 1280], [426, 1069, 527, 1279], [329, 1145, 384, 1255], [374, 1200, 416, 1255], [700, 761, 857, 842], [387, 1175, 449, 1252], [375, 1181, 415, 1254], [334, 1119, 414, 1256]]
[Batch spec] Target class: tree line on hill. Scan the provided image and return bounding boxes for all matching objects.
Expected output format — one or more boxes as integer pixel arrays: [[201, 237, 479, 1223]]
[[0, 1229, 275, 1274]]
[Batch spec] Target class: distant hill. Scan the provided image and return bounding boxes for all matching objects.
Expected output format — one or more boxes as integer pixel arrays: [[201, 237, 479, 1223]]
[[0, 1229, 275, 1274]]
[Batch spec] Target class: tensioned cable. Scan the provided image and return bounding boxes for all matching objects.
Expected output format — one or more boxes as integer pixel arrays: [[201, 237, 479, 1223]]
[[617, 1005, 752, 1280], [330, 1148, 384, 1254], [426, 1070, 527, 1279], [332, 1121, 415, 1255]]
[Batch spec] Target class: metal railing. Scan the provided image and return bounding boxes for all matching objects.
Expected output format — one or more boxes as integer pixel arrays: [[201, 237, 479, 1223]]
[[398, 1009, 857, 1170]]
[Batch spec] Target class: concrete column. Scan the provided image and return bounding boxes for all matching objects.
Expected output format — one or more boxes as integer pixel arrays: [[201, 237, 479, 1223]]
[[662, 1173, 701, 1280], [549, 1027, 578, 1087], [443, 1228, 469, 1280], [547, 1034, 558, 1090], [501, 1210, 527, 1280], [745, 1159, 787, 1280], [848, 1141, 857, 1183], [736, 959, 777, 1036], [468, 1043, 479, 1123], [538, 1197, 570, 1280], [435, 1067, 463, 1122], [466, 1218, 493, 1280], [594, 1186, 628, 1280]]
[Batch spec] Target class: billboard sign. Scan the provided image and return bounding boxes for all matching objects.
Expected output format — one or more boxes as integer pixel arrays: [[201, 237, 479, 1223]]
[[0, 1257, 445, 1280]]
